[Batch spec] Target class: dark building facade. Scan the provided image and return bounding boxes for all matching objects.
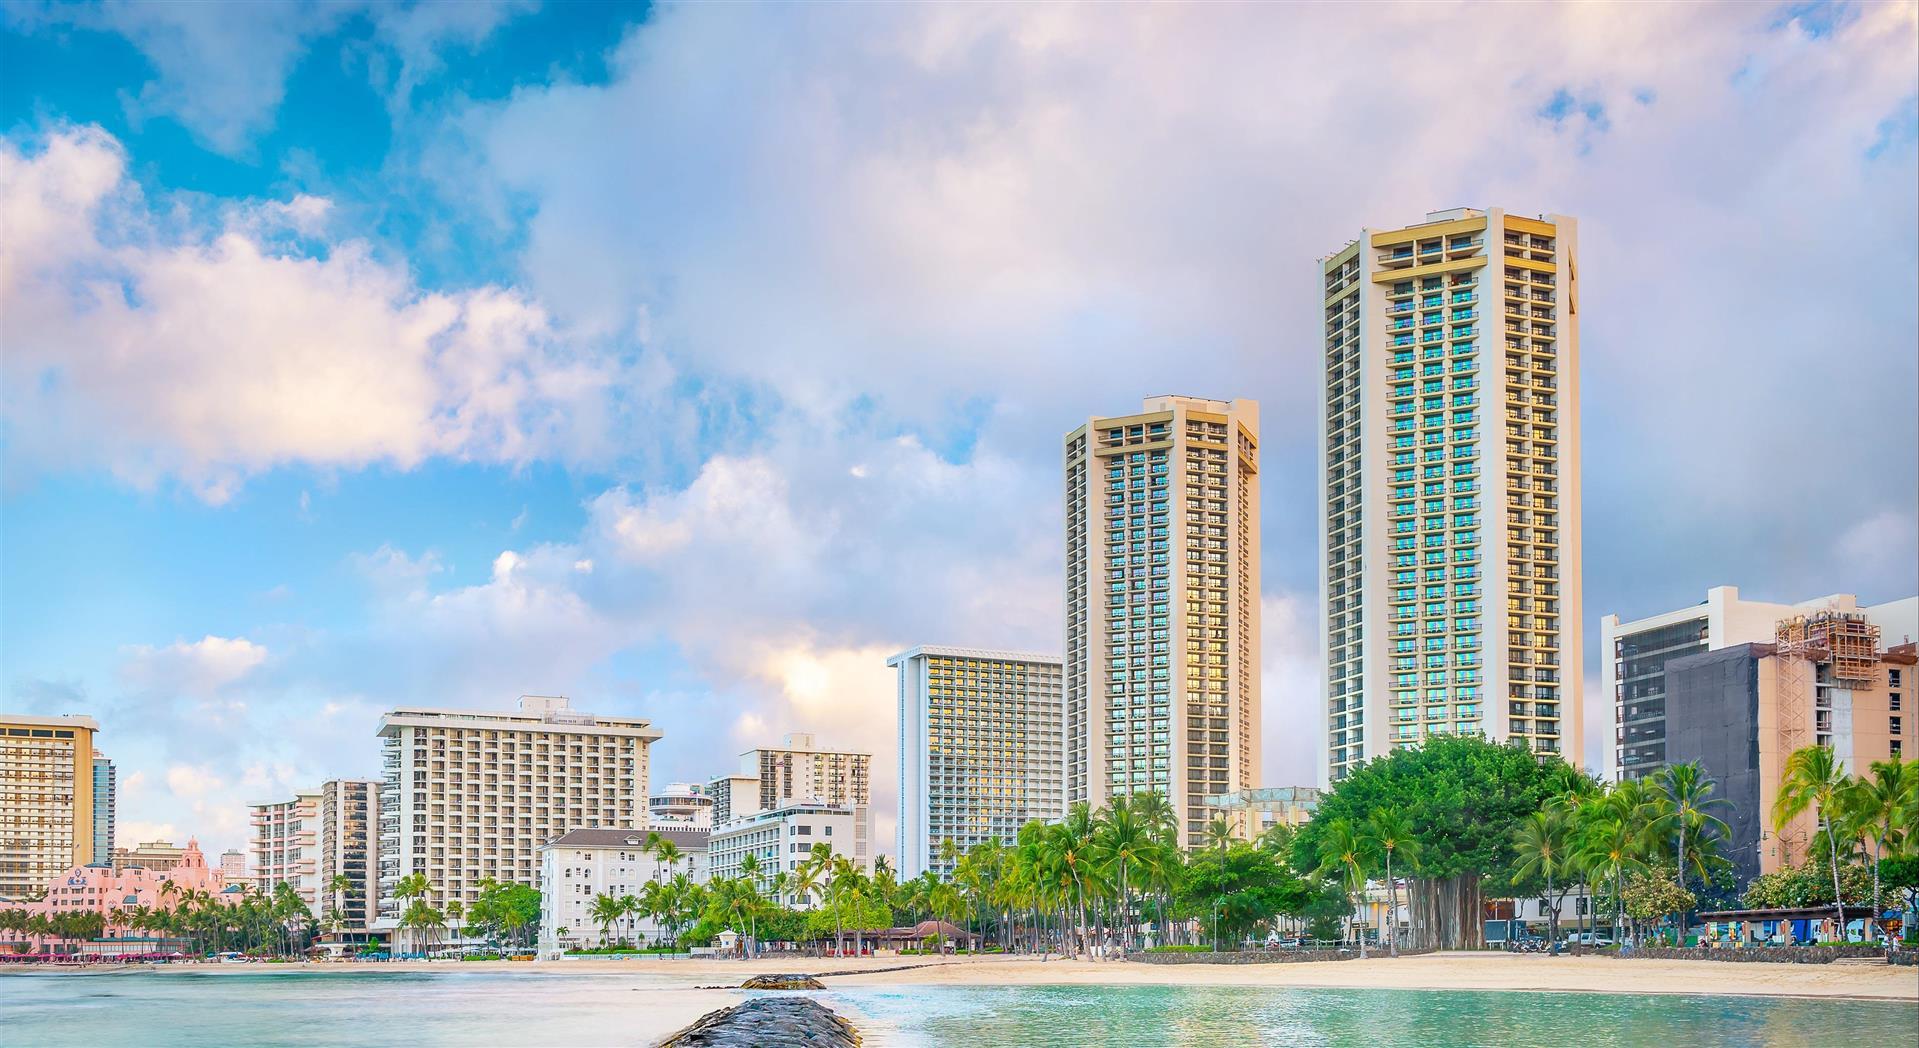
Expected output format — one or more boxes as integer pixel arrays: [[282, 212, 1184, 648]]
[[1664, 645, 1764, 888]]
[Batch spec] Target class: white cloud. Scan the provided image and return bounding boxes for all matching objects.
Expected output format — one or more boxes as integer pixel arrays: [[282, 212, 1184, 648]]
[[1259, 593, 1322, 788], [118, 635, 268, 696], [0, 125, 629, 501]]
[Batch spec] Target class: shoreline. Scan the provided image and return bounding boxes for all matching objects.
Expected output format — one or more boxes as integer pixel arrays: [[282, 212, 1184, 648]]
[[10, 952, 1914, 1002]]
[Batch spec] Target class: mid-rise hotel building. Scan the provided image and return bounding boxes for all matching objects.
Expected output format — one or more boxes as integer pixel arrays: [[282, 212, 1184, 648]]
[[1065, 396, 1262, 849], [709, 801, 857, 905], [1, 714, 101, 900], [376, 695, 660, 927], [250, 787, 321, 905], [709, 733, 871, 868], [1320, 209, 1583, 782], [888, 646, 1064, 878], [539, 825, 709, 954]]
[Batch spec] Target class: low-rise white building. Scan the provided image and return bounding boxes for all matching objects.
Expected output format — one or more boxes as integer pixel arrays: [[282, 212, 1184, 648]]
[[709, 802, 858, 908], [538, 826, 708, 955]]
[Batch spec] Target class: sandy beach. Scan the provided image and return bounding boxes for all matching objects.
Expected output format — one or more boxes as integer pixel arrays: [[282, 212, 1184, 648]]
[[93, 951, 1914, 1002]]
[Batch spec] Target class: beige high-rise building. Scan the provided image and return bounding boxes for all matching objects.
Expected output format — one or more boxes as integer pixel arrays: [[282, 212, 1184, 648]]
[[375, 695, 660, 932], [888, 646, 1065, 878], [0, 714, 100, 900], [1320, 209, 1583, 783], [712, 733, 872, 868], [1065, 396, 1262, 849]]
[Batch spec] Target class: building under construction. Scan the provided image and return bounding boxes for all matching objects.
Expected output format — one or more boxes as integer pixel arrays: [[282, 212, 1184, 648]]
[[1663, 626, 1913, 886]]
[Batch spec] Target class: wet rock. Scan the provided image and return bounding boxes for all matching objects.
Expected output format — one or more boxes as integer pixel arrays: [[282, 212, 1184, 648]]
[[740, 974, 826, 990], [658, 996, 859, 1047]]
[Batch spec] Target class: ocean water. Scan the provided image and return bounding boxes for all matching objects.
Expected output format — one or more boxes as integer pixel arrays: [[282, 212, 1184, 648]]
[[2, 968, 1912, 1047]]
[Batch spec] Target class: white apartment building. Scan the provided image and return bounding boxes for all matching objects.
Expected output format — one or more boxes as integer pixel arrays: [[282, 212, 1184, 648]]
[[1065, 395, 1262, 848], [711, 734, 871, 867], [220, 849, 246, 881], [249, 787, 321, 908], [316, 778, 379, 938], [538, 825, 708, 955], [375, 695, 661, 930], [1602, 587, 1918, 780], [709, 802, 857, 907], [888, 645, 1064, 878], [1320, 209, 1584, 783]]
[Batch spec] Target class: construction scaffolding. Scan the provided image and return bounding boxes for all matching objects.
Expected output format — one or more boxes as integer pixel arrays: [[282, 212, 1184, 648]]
[[1775, 610, 1882, 688]]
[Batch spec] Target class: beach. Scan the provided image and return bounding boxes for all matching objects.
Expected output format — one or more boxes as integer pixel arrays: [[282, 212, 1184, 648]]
[[68, 950, 1913, 1001]]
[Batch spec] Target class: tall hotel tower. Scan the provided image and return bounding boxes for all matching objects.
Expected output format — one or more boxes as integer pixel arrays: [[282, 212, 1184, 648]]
[[1320, 209, 1583, 783], [1065, 396, 1261, 849], [889, 646, 1065, 878]]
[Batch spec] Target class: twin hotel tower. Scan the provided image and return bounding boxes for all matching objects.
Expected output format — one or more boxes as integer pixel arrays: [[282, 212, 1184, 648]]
[[9, 206, 1911, 941], [898, 205, 1583, 871]]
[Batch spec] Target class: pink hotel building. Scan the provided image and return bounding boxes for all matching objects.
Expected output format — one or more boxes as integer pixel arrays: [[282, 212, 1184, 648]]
[[5, 839, 242, 932]]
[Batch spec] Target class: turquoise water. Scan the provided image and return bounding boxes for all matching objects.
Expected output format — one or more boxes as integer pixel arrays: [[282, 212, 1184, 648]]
[[2, 969, 1913, 1046]]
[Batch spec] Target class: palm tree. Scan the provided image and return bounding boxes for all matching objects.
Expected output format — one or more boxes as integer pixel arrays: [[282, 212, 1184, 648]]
[[1513, 810, 1571, 946], [1312, 818, 1369, 958], [1856, 759, 1917, 939], [1773, 745, 1852, 940], [790, 862, 821, 914], [1095, 799, 1152, 955], [1202, 816, 1235, 854], [391, 873, 430, 956], [737, 853, 763, 956], [1652, 762, 1729, 942], [1365, 807, 1420, 956], [588, 893, 622, 948], [1576, 799, 1645, 947], [1257, 822, 1296, 856], [653, 839, 684, 885], [928, 881, 962, 955]]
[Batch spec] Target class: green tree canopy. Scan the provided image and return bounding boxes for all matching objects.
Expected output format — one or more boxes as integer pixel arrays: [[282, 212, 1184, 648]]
[[1292, 734, 1576, 892], [1175, 843, 1312, 947]]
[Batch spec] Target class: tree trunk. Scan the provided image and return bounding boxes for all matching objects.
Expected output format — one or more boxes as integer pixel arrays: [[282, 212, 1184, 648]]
[[1384, 852, 1397, 957], [1405, 874, 1484, 951], [1826, 816, 1845, 942], [1546, 869, 1557, 945], [1677, 828, 1688, 946]]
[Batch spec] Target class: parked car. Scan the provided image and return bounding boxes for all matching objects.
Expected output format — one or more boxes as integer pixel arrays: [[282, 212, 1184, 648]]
[[1568, 931, 1615, 946]]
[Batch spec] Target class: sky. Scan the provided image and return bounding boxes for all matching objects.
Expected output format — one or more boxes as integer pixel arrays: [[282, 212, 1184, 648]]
[[2, 1, 1915, 861]]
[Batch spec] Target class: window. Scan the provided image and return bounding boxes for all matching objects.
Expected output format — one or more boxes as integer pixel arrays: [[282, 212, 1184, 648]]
[[1892, 717, 1902, 737], [1892, 692, 1903, 712]]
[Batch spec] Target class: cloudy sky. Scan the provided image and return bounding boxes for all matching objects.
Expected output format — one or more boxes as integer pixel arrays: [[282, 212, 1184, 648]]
[[2, 2, 1914, 858]]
